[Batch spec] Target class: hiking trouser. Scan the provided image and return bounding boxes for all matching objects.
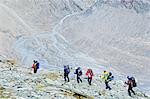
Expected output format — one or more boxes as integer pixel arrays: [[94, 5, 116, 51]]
[[88, 77, 92, 85], [128, 87, 135, 96], [77, 76, 82, 83], [34, 68, 37, 73], [105, 81, 111, 90], [64, 73, 69, 82]]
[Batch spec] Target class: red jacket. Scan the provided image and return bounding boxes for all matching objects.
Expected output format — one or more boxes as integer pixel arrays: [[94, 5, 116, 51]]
[[32, 63, 36, 69], [86, 69, 93, 78]]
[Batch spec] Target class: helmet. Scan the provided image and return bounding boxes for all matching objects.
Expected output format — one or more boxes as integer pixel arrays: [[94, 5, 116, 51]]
[[33, 60, 36, 63], [109, 72, 112, 76]]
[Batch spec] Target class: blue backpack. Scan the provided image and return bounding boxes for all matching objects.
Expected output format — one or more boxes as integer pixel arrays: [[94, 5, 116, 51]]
[[107, 72, 114, 81], [64, 66, 70, 74], [36, 62, 40, 69]]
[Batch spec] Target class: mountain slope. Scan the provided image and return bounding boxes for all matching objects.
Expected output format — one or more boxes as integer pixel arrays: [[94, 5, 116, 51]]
[[0, 60, 149, 99], [0, 0, 150, 96]]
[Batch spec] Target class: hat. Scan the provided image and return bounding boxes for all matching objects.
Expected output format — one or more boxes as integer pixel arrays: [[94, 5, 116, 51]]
[[33, 60, 36, 63]]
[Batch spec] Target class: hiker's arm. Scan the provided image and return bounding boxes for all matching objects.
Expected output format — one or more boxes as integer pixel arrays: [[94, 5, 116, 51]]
[[125, 81, 129, 85]]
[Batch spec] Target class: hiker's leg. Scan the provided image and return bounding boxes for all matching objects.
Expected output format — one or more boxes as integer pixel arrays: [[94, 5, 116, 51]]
[[89, 78, 92, 85], [67, 74, 69, 82], [128, 89, 131, 96], [36, 69, 37, 73], [105, 81, 111, 90], [88, 77, 90, 84], [77, 76, 80, 83], [107, 82, 111, 90], [33, 69, 35, 73], [34, 69, 37, 73], [79, 77, 82, 83], [131, 88, 135, 95], [91, 78, 92, 83], [64, 73, 67, 81], [105, 81, 108, 89]]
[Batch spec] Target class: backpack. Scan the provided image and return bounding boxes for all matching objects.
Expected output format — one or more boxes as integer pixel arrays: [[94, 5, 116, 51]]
[[107, 72, 114, 81], [64, 65, 70, 74], [78, 69, 82, 76], [108, 76, 114, 81], [36, 62, 40, 69], [131, 77, 137, 87], [67, 66, 70, 73]]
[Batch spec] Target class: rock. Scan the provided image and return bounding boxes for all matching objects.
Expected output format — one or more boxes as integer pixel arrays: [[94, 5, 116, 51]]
[[17, 86, 22, 89], [99, 89, 106, 96], [0, 86, 5, 90]]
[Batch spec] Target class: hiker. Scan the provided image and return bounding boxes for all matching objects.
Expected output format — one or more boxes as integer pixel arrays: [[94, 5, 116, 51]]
[[74, 67, 82, 83], [100, 71, 114, 90], [125, 76, 136, 96], [32, 60, 40, 73], [86, 68, 93, 85], [64, 65, 70, 82]]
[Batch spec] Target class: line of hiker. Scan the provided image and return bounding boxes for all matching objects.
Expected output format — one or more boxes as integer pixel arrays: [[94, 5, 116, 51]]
[[63, 65, 137, 97], [63, 65, 94, 85], [31, 61, 137, 97]]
